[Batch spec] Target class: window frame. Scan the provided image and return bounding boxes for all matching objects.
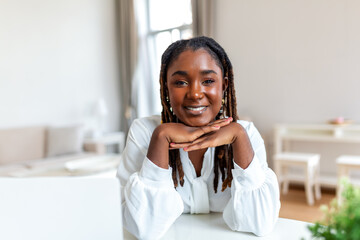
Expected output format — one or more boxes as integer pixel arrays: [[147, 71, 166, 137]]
[[145, 0, 193, 60]]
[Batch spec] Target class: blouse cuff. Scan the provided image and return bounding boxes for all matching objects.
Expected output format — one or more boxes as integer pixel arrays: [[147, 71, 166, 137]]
[[232, 155, 266, 190], [139, 157, 174, 188]]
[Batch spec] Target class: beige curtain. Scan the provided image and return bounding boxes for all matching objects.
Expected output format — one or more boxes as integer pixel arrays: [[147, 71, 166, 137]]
[[191, 0, 215, 37], [118, 0, 138, 133], [132, 0, 159, 120]]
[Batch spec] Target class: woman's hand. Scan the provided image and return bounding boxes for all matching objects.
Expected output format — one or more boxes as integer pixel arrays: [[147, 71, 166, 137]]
[[166, 117, 233, 144], [146, 117, 232, 169], [169, 121, 254, 169], [169, 121, 239, 151]]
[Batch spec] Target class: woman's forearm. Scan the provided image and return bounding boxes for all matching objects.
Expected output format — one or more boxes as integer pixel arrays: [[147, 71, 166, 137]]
[[231, 124, 254, 169], [147, 125, 171, 169]]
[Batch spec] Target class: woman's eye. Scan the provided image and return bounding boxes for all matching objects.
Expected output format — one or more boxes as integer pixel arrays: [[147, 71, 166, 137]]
[[203, 79, 215, 85], [174, 80, 188, 86]]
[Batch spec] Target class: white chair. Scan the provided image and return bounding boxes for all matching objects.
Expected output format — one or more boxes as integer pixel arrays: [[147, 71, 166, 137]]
[[336, 155, 360, 201], [274, 152, 321, 205]]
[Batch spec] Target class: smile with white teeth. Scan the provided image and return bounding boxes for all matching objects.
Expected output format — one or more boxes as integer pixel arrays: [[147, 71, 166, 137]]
[[185, 106, 206, 111]]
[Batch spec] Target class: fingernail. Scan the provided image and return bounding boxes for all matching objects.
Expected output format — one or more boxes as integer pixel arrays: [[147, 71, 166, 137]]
[[183, 147, 188, 151], [170, 143, 175, 145], [214, 125, 220, 128]]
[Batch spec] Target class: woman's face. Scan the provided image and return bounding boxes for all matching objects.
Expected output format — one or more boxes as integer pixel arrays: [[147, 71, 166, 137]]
[[166, 49, 227, 127]]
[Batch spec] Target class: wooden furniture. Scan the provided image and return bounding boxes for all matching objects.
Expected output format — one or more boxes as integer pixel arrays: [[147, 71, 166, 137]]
[[274, 124, 360, 187], [336, 155, 360, 201], [274, 152, 321, 205], [124, 213, 313, 240]]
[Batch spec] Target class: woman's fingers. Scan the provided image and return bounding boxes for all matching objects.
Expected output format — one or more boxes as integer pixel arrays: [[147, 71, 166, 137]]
[[170, 134, 215, 151], [183, 139, 209, 151], [192, 125, 220, 139], [209, 117, 232, 125], [185, 134, 224, 151], [170, 141, 207, 151], [184, 128, 230, 151], [187, 135, 206, 145], [192, 117, 232, 139], [167, 118, 233, 148], [169, 142, 192, 149], [169, 132, 211, 149], [170, 121, 236, 151], [208, 117, 232, 128]]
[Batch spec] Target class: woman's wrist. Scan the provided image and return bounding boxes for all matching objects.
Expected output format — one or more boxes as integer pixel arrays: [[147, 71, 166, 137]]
[[231, 123, 254, 169], [147, 125, 171, 169]]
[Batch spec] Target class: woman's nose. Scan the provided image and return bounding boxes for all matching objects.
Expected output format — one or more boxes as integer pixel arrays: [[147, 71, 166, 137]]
[[187, 83, 204, 100]]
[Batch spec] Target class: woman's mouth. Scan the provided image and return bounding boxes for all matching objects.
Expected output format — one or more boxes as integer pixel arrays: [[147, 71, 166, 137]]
[[184, 106, 207, 115]]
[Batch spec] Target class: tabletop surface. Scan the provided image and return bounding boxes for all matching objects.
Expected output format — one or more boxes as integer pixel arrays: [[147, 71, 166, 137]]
[[124, 213, 313, 240]]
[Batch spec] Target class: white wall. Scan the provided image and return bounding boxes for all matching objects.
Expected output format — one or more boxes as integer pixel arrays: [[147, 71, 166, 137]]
[[0, 0, 120, 133], [214, 0, 360, 167]]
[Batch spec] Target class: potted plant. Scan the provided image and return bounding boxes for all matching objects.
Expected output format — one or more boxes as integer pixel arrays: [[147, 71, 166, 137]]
[[305, 180, 360, 239]]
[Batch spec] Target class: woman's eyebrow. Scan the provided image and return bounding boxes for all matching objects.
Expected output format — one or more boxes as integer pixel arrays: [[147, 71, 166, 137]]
[[171, 70, 188, 77], [201, 70, 217, 75], [171, 69, 218, 77]]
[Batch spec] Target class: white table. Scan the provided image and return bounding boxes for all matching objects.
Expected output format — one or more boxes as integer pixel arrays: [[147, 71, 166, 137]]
[[274, 123, 360, 187], [124, 213, 313, 240]]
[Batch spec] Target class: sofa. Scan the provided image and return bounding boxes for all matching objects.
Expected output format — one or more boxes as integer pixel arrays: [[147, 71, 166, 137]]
[[0, 125, 102, 177]]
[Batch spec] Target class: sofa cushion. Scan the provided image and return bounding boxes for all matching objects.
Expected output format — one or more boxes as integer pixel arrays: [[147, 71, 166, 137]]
[[46, 125, 84, 157], [0, 126, 46, 165]]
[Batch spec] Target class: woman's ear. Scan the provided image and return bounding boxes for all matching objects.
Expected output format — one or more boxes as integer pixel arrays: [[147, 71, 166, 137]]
[[222, 77, 229, 93]]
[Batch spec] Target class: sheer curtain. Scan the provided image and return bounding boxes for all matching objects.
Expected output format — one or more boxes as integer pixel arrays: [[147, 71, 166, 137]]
[[118, 0, 158, 134], [192, 0, 214, 37], [132, 0, 159, 119], [118, 0, 138, 133]]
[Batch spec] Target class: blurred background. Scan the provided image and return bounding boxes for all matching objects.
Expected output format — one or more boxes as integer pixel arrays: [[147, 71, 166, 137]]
[[1, 0, 360, 223]]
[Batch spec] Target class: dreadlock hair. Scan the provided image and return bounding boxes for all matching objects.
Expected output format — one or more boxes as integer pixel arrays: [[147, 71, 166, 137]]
[[159, 36, 238, 193]]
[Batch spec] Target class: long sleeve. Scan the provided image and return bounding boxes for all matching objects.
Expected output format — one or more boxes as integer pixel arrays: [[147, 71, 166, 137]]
[[223, 122, 281, 236], [116, 117, 184, 240]]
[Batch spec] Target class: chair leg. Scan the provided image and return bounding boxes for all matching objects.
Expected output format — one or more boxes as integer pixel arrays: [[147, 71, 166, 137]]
[[315, 164, 321, 200], [305, 166, 314, 206], [282, 165, 289, 195]]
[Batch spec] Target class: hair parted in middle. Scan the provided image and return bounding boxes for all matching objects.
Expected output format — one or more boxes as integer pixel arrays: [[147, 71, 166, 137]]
[[159, 36, 238, 193]]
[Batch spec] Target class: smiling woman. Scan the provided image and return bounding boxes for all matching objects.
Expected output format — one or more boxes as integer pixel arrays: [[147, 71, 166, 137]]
[[117, 36, 281, 240], [166, 49, 225, 127]]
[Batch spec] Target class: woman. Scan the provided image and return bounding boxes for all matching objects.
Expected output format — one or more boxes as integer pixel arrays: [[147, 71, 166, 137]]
[[117, 36, 280, 240]]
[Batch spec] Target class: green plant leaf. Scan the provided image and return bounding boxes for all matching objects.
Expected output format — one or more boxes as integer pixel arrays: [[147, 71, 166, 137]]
[[304, 178, 360, 240]]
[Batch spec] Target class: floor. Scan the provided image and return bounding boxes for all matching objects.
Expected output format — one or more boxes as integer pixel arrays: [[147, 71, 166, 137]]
[[279, 185, 336, 223]]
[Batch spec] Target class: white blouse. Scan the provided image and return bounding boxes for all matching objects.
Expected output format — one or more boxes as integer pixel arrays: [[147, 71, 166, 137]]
[[117, 115, 280, 240]]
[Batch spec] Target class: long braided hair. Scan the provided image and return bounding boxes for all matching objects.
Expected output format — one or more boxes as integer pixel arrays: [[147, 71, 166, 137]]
[[159, 36, 238, 193]]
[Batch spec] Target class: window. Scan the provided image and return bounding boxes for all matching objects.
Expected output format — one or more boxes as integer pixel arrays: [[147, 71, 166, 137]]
[[147, 0, 193, 67], [146, 0, 193, 113]]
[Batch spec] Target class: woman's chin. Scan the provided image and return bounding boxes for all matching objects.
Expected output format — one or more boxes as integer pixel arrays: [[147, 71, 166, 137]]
[[181, 118, 213, 127]]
